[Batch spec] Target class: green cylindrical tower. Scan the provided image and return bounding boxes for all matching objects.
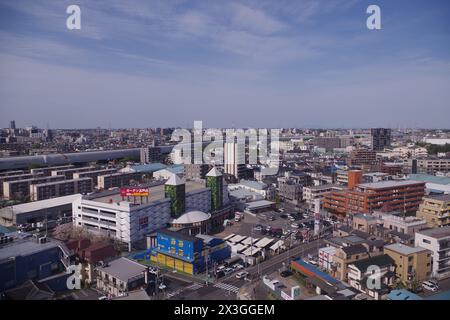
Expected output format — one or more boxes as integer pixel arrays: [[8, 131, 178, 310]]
[[206, 167, 223, 211], [165, 174, 185, 218]]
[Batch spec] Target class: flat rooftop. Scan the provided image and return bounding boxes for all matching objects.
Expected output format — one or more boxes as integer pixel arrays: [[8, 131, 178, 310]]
[[306, 184, 342, 191], [0, 238, 62, 261], [0, 194, 81, 214], [417, 226, 450, 239], [34, 177, 91, 187], [97, 257, 147, 282], [384, 243, 428, 255], [425, 194, 450, 202], [90, 180, 207, 204], [358, 180, 424, 190]]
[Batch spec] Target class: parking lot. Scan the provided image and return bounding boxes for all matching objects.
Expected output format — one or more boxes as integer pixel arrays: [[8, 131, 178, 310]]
[[213, 205, 335, 245]]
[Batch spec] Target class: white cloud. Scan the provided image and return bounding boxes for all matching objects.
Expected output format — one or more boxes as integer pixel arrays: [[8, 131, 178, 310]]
[[230, 3, 287, 35]]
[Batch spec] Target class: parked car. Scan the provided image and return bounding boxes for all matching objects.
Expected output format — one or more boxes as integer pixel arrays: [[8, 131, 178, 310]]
[[422, 281, 439, 292], [307, 260, 318, 266], [291, 223, 300, 229], [289, 217, 296, 222], [280, 214, 288, 219], [236, 271, 249, 279], [224, 268, 234, 275], [280, 270, 293, 278], [428, 279, 439, 286], [253, 225, 263, 231], [233, 264, 244, 270], [217, 265, 226, 272], [268, 216, 275, 221], [216, 270, 225, 278]]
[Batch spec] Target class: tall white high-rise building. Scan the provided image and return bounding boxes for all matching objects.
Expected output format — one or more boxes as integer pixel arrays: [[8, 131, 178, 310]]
[[224, 142, 246, 180]]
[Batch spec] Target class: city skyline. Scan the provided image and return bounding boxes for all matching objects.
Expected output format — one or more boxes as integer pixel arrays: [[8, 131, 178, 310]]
[[1, 0, 450, 129]]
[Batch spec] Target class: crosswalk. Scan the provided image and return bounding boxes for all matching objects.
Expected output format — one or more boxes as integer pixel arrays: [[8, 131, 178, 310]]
[[166, 281, 240, 299], [213, 282, 240, 293], [166, 289, 184, 299], [185, 283, 204, 291], [166, 282, 204, 299]]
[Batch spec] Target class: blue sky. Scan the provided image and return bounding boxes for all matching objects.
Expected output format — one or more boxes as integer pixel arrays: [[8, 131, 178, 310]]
[[0, 0, 449, 129]]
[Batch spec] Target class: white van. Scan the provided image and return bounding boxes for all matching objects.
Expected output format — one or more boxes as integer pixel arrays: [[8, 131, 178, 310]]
[[422, 281, 439, 292]]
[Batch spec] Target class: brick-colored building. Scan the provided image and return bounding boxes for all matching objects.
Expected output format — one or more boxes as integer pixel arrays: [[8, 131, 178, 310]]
[[347, 148, 379, 167], [323, 180, 425, 216]]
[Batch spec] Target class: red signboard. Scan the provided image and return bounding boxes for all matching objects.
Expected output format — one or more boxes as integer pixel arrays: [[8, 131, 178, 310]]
[[120, 187, 149, 197]]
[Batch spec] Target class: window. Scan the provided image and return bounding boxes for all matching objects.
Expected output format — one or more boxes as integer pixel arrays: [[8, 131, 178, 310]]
[[423, 239, 431, 244]]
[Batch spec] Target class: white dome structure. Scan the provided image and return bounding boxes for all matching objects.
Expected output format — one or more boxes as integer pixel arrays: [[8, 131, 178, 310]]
[[172, 210, 211, 224], [170, 210, 212, 235]]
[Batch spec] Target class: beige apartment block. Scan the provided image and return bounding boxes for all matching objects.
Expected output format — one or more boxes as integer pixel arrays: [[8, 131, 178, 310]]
[[417, 195, 450, 228]]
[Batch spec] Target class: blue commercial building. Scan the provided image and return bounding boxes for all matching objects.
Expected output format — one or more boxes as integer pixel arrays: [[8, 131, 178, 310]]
[[148, 229, 231, 274]]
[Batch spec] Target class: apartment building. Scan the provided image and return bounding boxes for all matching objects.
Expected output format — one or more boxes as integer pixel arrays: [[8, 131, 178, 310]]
[[184, 164, 211, 180], [224, 142, 247, 180], [415, 226, 450, 280], [303, 184, 343, 208], [323, 180, 425, 216], [416, 195, 450, 228], [0, 172, 43, 198], [348, 148, 379, 166], [97, 172, 143, 190], [384, 243, 432, 284], [30, 178, 94, 201], [30, 165, 75, 176], [336, 170, 349, 186], [371, 128, 391, 151], [380, 163, 403, 175], [73, 168, 118, 186], [0, 170, 25, 177], [403, 158, 450, 175], [3, 175, 65, 200], [51, 166, 96, 179], [312, 137, 343, 150], [140, 144, 161, 163]]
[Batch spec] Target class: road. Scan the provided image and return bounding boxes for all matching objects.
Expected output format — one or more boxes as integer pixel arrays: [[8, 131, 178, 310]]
[[165, 238, 325, 300]]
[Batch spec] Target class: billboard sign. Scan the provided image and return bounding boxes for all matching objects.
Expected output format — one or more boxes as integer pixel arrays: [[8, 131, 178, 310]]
[[120, 187, 149, 197]]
